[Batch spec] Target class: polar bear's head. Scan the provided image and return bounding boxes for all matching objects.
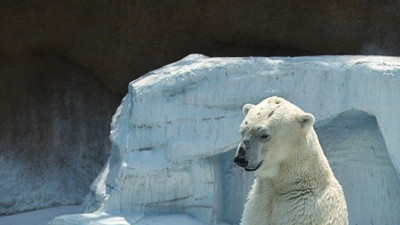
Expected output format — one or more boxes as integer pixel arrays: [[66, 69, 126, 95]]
[[234, 96, 315, 177]]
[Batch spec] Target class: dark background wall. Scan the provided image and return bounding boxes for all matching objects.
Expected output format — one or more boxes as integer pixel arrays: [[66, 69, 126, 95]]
[[1, 0, 399, 214]]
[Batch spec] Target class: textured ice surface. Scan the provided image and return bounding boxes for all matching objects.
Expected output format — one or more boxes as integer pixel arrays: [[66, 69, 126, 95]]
[[51, 55, 400, 225], [316, 110, 400, 225]]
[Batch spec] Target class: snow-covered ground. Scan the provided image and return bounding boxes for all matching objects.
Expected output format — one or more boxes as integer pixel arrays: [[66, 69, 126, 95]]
[[41, 55, 400, 224], [0, 205, 80, 225]]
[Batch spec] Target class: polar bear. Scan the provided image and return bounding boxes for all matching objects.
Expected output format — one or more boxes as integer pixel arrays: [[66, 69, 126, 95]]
[[234, 96, 348, 225]]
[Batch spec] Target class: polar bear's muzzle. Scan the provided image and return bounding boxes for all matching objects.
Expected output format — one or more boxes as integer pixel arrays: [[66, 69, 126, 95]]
[[234, 144, 248, 167], [234, 143, 263, 171]]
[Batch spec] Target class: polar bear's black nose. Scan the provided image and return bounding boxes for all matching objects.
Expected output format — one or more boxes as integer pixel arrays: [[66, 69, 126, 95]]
[[234, 148, 248, 167], [234, 156, 248, 167]]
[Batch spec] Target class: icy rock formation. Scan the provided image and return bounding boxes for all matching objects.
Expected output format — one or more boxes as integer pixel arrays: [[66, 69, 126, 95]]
[[51, 54, 400, 225]]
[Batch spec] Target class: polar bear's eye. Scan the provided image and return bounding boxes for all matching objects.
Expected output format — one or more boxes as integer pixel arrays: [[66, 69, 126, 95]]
[[260, 134, 270, 139]]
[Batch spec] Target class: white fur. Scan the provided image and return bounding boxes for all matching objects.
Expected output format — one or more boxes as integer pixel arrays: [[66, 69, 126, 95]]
[[238, 96, 348, 225]]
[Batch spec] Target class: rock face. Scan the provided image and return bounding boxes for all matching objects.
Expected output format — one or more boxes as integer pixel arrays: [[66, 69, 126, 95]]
[[0, 55, 120, 215], [2, 1, 400, 94], [51, 55, 400, 225]]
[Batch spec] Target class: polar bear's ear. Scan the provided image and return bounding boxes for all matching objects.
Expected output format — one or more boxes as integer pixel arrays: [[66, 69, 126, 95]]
[[298, 113, 315, 130], [242, 104, 254, 116]]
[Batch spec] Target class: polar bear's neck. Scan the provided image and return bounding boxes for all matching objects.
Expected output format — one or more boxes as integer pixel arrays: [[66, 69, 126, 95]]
[[256, 131, 334, 196]]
